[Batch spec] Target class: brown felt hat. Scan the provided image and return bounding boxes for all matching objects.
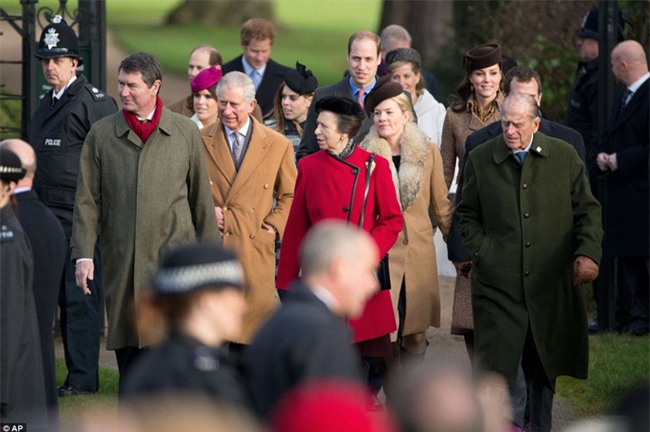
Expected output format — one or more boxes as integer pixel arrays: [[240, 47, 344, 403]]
[[363, 75, 404, 116], [463, 43, 502, 73]]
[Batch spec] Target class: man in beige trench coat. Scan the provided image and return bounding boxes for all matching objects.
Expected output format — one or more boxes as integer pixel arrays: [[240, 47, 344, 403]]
[[71, 53, 219, 393], [200, 71, 296, 346]]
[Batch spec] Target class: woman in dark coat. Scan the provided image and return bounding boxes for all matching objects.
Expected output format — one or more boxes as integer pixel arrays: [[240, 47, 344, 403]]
[[122, 242, 251, 409], [276, 96, 403, 396], [0, 149, 49, 431]]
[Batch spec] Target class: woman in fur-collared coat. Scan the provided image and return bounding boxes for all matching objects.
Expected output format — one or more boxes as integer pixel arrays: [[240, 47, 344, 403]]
[[361, 78, 453, 358]]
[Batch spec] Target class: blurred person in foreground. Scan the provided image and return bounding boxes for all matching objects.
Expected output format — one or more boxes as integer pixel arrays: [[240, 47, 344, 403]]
[[245, 222, 378, 418], [457, 93, 602, 432], [122, 242, 250, 408], [0, 148, 49, 431]]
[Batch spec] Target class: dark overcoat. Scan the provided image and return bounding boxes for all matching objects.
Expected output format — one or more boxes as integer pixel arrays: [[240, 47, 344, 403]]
[[600, 78, 649, 257], [15, 190, 66, 411], [244, 282, 364, 418], [276, 147, 403, 343], [70, 108, 220, 350], [457, 132, 603, 386]]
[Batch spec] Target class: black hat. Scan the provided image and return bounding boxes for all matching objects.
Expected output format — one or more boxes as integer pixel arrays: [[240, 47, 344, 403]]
[[151, 242, 244, 296], [576, 8, 598, 39], [36, 15, 83, 65], [315, 96, 365, 119], [463, 43, 502, 73], [0, 148, 26, 182], [363, 74, 404, 116], [385, 47, 422, 69], [285, 62, 318, 95]]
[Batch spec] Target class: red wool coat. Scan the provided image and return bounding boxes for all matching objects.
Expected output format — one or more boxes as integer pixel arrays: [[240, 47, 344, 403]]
[[277, 147, 403, 343]]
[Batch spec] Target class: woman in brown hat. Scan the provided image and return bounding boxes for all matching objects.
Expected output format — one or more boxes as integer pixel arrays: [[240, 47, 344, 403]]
[[360, 76, 453, 369], [265, 62, 318, 157], [440, 43, 504, 190], [440, 43, 503, 355]]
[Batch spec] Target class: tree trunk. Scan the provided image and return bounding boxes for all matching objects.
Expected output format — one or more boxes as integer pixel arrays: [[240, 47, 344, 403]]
[[166, 0, 275, 26]]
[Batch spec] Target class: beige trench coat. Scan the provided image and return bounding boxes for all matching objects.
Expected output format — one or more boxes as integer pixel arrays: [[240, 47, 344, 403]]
[[200, 117, 296, 343], [361, 122, 453, 338]]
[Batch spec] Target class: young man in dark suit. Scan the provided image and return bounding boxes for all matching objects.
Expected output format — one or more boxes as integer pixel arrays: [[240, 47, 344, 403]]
[[221, 18, 292, 117]]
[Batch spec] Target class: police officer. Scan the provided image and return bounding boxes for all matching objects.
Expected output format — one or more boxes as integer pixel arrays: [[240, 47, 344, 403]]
[[28, 15, 118, 397], [0, 149, 50, 430]]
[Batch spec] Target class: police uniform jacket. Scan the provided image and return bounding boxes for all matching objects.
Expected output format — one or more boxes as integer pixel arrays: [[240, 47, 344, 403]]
[[200, 117, 296, 344], [457, 132, 603, 387], [360, 122, 453, 339], [27, 74, 118, 237], [276, 146, 403, 343], [0, 205, 49, 430], [70, 108, 220, 350], [122, 332, 250, 408]]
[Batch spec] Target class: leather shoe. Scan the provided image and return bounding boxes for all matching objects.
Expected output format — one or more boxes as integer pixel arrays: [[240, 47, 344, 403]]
[[57, 384, 96, 397]]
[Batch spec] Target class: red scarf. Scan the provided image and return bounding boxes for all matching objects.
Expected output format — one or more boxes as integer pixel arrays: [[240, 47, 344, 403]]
[[123, 96, 163, 144]]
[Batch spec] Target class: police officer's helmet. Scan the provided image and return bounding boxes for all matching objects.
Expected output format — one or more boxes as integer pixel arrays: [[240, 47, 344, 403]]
[[36, 15, 83, 66]]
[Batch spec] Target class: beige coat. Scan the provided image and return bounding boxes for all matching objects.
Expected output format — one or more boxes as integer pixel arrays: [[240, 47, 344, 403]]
[[440, 94, 504, 189], [360, 122, 453, 338], [200, 118, 296, 343]]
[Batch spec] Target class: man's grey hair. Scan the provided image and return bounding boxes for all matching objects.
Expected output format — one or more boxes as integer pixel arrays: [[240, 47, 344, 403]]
[[502, 93, 539, 120], [300, 221, 367, 278], [380, 24, 412, 51], [216, 71, 256, 105]]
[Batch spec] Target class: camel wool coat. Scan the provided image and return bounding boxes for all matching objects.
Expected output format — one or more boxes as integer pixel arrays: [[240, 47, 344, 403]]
[[200, 117, 296, 343], [361, 122, 453, 338], [71, 108, 219, 350]]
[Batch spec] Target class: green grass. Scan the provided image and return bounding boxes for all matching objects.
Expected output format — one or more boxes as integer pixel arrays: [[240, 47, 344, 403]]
[[56, 359, 119, 429], [557, 333, 650, 418]]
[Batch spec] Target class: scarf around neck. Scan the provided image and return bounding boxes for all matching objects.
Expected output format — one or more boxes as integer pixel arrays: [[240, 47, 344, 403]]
[[123, 96, 163, 143]]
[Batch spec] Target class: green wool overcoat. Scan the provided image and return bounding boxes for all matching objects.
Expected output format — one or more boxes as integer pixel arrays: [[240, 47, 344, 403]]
[[457, 132, 602, 387], [71, 108, 219, 350]]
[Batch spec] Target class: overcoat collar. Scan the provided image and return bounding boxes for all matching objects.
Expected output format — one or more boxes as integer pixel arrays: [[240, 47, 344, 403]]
[[610, 79, 648, 131], [492, 132, 550, 165], [360, 122, 429, 211], [115, 106, 175, 148], [201, 117, 272, 199]]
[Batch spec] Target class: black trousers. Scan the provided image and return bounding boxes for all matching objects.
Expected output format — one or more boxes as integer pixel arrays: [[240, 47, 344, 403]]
[[115, 346, 145, 396]]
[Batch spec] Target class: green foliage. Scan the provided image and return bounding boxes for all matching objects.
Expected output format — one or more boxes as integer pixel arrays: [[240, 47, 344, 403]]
[[0, 95, 22, 140], [557, 333, 650, 418], [520, 35, 578, 122]]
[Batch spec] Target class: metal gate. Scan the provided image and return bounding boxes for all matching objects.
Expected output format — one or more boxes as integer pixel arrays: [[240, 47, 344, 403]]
[[0, 0, 106, 139]]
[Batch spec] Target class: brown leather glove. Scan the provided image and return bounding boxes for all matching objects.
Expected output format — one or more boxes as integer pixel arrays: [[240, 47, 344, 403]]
[[573, 256, 599, 286]]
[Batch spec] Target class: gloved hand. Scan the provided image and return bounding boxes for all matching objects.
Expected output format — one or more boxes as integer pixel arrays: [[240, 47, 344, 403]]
[[573, 256, 599, 286]]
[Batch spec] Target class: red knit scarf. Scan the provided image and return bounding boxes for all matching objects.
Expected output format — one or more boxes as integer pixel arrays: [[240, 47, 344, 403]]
[[123, 96, 163, 143]]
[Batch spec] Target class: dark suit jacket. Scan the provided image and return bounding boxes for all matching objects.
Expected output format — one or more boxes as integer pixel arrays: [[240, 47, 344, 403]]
[[244, 281, 363, 418], [447, 118, 586, 262], [15, 189, 66, 410], [296, 78, 373, 161], [222, 56, 292, 117], [600, 78, 649, 257]]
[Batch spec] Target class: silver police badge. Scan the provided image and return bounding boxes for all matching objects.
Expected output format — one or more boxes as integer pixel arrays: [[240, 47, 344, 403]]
[[44, 28, 60, 50]]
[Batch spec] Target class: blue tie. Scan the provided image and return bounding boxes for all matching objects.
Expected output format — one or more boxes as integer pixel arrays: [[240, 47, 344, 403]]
[[622, 89, 633, 107], [515, 151, 526, 165], [250, 70, 262, 91]]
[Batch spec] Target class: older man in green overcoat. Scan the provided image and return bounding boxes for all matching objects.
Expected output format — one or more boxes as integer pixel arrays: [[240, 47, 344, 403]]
[[457, 94, 602, 432], [71, 53, 219, 393]]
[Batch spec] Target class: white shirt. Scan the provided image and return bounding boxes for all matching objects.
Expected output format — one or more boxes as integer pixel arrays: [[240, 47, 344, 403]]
[[52, 74, 77, 101], [224, 118, 251, 152]]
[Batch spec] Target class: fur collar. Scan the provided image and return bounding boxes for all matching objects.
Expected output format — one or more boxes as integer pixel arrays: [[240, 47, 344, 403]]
[[360, 122, 429, 211]]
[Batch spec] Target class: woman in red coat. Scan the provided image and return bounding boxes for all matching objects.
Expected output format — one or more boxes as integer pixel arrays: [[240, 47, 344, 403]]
[[276, 96, 403, 394]]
